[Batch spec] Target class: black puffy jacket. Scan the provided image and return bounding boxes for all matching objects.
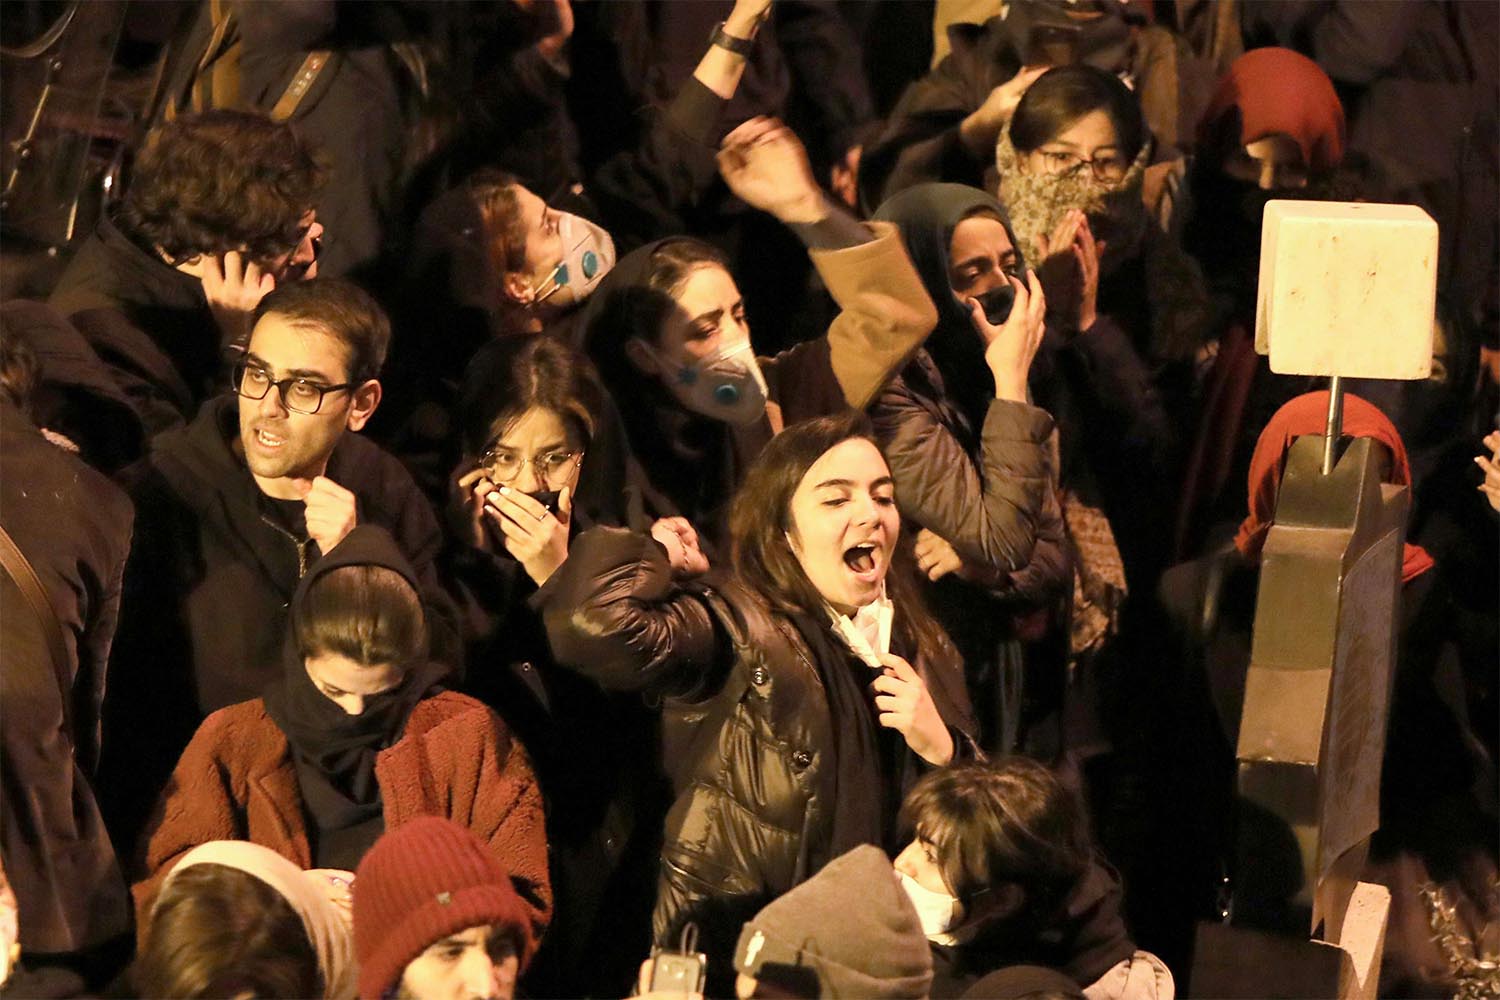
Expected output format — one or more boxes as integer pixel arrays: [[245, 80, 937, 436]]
[[538, 526, 977, 980]]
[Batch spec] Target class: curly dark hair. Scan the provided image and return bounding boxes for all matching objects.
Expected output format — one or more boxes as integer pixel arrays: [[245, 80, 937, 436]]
[[117, 110, 328, 267]]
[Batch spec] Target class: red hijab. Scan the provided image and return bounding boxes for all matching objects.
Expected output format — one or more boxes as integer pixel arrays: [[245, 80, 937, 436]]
[[1234, 391, 1434, 583], [1198, 47, 1346, 173]]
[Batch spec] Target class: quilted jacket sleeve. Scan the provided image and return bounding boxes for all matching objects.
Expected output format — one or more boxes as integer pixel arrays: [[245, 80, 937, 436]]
[[536, 527, 723, 699], [873, 374, 1054, 571]]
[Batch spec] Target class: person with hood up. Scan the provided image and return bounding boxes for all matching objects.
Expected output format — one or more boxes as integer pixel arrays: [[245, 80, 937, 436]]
[[132, 524, 550, 952], [1173, 47, 1353, 562], [720, 844, 934, 1000], [868, 181, 1071, 755], [131, 840, 356, 1000]]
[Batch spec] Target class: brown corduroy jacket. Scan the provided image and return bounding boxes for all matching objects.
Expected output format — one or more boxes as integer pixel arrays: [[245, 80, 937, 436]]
[[132, 691, 551, 945]]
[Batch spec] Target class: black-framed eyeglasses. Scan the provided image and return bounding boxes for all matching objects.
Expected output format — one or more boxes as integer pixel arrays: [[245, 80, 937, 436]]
[[1037, 149, 1129, 182], [479, 448, 583, 487], [233, 360, 353, 415]]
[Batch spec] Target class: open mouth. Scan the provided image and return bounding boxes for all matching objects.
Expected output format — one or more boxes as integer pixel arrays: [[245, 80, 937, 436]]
[[255, 427, 286, 449], [843, 542, 878, 576]]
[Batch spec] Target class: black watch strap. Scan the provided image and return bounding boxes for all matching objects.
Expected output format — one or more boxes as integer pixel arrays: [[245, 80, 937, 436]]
[[709, 21, 755, 56]]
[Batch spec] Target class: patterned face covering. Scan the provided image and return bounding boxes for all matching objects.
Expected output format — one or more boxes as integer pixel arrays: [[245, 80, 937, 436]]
[[995, 130, 1151, 276]]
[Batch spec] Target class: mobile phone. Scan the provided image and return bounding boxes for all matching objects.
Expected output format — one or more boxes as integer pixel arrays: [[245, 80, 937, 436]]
[[1028, 23, 1081, 66], [648, 949, 707, 995]]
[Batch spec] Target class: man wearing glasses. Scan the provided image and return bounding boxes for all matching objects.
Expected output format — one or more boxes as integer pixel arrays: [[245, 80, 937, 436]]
[[48, 110, 326, 441], [100, 278, 460, 852]]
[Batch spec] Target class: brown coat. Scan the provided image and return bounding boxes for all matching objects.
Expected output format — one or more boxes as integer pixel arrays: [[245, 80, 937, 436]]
[[133, 691, 551, 944]]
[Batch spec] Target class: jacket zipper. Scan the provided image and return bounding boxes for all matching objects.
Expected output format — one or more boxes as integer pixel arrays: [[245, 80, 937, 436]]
[[259, 514, 312, 578]]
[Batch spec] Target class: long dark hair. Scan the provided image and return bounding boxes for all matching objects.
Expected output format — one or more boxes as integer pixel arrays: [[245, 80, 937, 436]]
[[1008, 65, 1146, 162], [728, 412, 953, 665], [583, 236, 731, 400]]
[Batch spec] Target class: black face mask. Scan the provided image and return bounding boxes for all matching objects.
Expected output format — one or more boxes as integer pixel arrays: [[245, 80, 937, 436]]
[[974, 283, 1018, 326], [526, 489, 561, 514]]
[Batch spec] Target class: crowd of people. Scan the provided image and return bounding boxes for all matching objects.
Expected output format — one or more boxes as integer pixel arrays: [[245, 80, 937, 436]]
[[0, 1, 1495, 998]]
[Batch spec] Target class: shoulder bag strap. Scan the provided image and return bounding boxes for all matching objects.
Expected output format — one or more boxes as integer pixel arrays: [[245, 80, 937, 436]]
[[0, 523, 73, 735]]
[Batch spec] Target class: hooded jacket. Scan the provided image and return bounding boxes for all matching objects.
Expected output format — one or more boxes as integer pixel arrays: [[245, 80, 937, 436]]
[[0, 300, 145, 473], [157, 841, 357, 1000], [101, 394, 460, 850], [133, 526, 549, 949]]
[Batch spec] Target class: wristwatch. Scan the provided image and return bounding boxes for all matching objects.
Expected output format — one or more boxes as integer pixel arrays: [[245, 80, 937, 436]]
[[709, 20, 756, 56]]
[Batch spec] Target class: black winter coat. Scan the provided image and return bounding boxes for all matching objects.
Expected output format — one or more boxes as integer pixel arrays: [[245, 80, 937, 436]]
[[539, 526, 977, 989], [48, 213, 223, 436], [100, 394, 459, 850]]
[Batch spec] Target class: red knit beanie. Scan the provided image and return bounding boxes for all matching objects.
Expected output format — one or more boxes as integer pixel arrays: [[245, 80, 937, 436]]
[[352, 817, 534, 1000]]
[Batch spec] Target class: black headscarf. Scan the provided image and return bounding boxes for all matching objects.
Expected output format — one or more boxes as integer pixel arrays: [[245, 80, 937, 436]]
[[263, 525, 449, 869], [873, 183, 1028, 435]]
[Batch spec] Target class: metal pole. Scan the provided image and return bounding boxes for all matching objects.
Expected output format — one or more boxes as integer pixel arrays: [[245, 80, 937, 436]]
[[1322, 375, 1345, 475]]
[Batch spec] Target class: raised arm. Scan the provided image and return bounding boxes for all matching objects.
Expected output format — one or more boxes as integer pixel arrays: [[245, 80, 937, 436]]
[[587, 0, 773, 248], [875, 272, 1052, 569], [536, 526, 723, 698], [716, 118, 938, 415]]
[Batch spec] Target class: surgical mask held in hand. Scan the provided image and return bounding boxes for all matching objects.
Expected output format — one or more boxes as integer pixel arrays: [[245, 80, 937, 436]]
[[532, 211, 617, 309], [897, 870, 964, 937], [830, 586, 894, 668], [646, 339, 770, 427]]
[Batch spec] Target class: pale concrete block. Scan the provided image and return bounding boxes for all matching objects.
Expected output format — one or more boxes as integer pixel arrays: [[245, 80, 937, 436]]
[[1333, 881, 1390, 1000], [1255, 201, 1437, 379]]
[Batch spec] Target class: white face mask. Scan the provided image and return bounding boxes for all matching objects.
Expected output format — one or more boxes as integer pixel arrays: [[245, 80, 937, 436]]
[[897, 870, 964, 938], [829, 585, 894, 669], [641, 338, 769, 427], [532, 211, 616, 309]]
